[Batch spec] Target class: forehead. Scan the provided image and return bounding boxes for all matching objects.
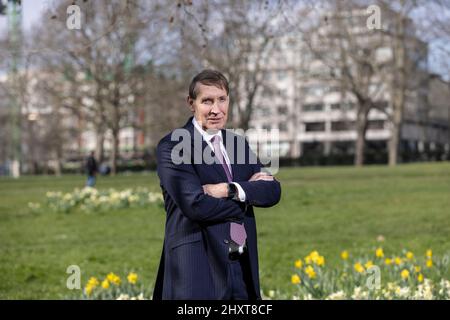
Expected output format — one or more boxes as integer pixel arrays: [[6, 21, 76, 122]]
[[195, 83, 228, 98]]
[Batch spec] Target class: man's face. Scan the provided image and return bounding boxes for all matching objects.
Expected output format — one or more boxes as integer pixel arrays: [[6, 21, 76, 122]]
[[188, 83, 229, 132]]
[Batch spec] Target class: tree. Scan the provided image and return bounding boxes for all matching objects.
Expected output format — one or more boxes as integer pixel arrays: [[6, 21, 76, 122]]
[[376, 0, 420, 166], [32, 0, 172, 174], [173, 0, 286, 130], [295, 0, 391, 165]]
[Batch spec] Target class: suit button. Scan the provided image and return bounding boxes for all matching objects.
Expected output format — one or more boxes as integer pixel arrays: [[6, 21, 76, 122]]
[[223, 239, 229, 244]]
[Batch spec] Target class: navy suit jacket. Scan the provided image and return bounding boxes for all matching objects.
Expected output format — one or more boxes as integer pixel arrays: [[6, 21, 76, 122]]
[[153, 117, 281, 300]]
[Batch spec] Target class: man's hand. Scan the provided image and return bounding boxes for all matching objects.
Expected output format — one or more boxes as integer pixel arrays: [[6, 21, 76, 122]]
[[203, 183, 228, 198], [248, 172, 274, 182]]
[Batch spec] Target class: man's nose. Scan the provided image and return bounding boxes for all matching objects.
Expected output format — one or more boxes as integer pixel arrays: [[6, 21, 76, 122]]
[[210, 101, 221, 114]]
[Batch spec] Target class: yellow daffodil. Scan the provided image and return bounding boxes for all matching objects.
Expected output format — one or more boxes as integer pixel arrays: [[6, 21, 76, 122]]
[[291, 274, 301, 284], [106, 272, 121, 285], [340, 250, 349, 260], [375, 247, 384, 258], [426, 259, 433, 268], [85, 285, 94, 296], [295, 259, 303, 269], [310, 251, 320, 260], [127, 272, 138, 285], [305, 255, 312, 265], [426, 249, 432, 258], [316, 256, 325, 267], [354, 262, 365, 273], [87, 277, 99, 287], [85, 277, 99, 296], [394, 257, 403, 265], [106, 272, 115, 282], [417, 273, 424, 283], [364, 260, 374, 269], [414, 266, 421, 273], [406, 251, 414, 260], [308, 251, 320, 264], [305, 265, 317, 279], [401, 269, 410, 280], [385, 258, 393, 265], [101, 279, 110, 289]]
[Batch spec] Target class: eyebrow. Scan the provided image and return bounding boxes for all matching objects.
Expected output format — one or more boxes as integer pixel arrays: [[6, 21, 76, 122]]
[[201, 95, 227, 100]]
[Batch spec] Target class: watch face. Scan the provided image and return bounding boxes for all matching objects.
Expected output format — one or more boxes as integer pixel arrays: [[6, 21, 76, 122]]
[[228, 183, 237, 198]]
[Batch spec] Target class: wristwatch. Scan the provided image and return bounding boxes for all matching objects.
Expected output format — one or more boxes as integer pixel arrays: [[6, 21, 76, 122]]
[[227, 183, 238, 200]]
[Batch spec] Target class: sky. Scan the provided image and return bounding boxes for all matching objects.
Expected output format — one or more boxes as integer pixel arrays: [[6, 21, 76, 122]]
[[0, 0, 46, 32]]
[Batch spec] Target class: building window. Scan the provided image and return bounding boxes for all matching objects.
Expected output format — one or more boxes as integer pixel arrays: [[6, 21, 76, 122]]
[[331, 141, 354, 155], [277, 88, 287, 97], [277, 71, 286, 80], [261, 108, 271, 116], [279, 122, 288, 132], [330, 103, 341, 110], [303, 85, 324, 96], [255, 106, 271, 117], [262, 88, 274, 97], [278, 105, 288, 115], [262, 124, 271, 131], [303, 103, 324, 112], [374, 100, 388, 110], [340, 102, 356, 110], [302, 142, 324, 154], [368, 120, 385, 130], [305, 122, 325, 132], [331, 121, 354, 131]]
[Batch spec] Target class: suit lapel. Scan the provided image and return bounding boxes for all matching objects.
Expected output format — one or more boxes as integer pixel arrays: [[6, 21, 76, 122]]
[[184, 117, 229, 181]]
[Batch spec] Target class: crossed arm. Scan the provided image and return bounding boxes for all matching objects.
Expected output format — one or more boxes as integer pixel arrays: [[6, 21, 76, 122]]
[[203, 172, 275, 198], [157, 138, 281, 224], [203, 138, 281, 207]]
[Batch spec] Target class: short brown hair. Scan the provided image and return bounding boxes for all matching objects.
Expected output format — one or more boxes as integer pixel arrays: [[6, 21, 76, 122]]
[[188, 69, 229, 99]]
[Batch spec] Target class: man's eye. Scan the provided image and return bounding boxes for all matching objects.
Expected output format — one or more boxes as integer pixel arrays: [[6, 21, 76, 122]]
[[203, 99, 213, 104], [219, 97, 226, 102]]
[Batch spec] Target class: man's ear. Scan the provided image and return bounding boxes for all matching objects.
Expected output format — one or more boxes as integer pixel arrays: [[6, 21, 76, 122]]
[[187, 96, 194, 112]]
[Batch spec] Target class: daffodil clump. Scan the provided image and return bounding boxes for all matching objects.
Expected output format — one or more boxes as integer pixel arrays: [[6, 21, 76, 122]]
[[36, 187, 163, 213], [287, 248, 450, 300], [83, 272, 149, 300]]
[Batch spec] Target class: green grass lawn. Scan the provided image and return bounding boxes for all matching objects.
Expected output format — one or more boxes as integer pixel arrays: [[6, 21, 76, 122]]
[[0, 162, 449, 299]]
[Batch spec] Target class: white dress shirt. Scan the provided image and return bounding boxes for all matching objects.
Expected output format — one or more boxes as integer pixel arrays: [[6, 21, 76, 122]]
[[192, 117, 246, 202]]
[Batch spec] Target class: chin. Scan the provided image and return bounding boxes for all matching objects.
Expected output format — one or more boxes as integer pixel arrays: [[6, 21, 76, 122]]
[[206, 120, 226, 130]]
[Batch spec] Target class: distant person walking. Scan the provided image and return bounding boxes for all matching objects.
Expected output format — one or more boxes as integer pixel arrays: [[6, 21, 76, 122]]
[[85, 151, 98, 187]]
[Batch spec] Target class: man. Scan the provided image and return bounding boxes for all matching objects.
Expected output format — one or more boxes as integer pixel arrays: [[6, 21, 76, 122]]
[[85, 151, 97, 187], [153, 70, 281, 300]]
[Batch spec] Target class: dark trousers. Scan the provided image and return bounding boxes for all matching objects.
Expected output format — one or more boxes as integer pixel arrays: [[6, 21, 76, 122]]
[[225, 250, 255, 300]]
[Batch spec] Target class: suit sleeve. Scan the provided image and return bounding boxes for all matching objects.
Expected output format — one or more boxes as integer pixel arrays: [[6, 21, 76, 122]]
[[235, 140, 281, 208], [157, 139, 246, 224]]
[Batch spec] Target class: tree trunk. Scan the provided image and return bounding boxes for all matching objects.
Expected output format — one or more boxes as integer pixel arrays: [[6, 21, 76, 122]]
[[355, 130, 366, 166], [354, 107, 369, 166], [388, 111, 403, 166], [54, 150, 62, 176], [54, 159, 62, 176], [388, 7, 407, 166], [111, 129, 119, 175], [95, 129, 105, 164]]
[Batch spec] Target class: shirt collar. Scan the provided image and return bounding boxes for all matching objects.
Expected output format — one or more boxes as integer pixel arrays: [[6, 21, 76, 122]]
[[192, 117, 223, 144]]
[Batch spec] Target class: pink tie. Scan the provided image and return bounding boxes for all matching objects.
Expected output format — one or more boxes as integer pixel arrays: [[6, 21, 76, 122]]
[[211, 135, 247, 247]]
